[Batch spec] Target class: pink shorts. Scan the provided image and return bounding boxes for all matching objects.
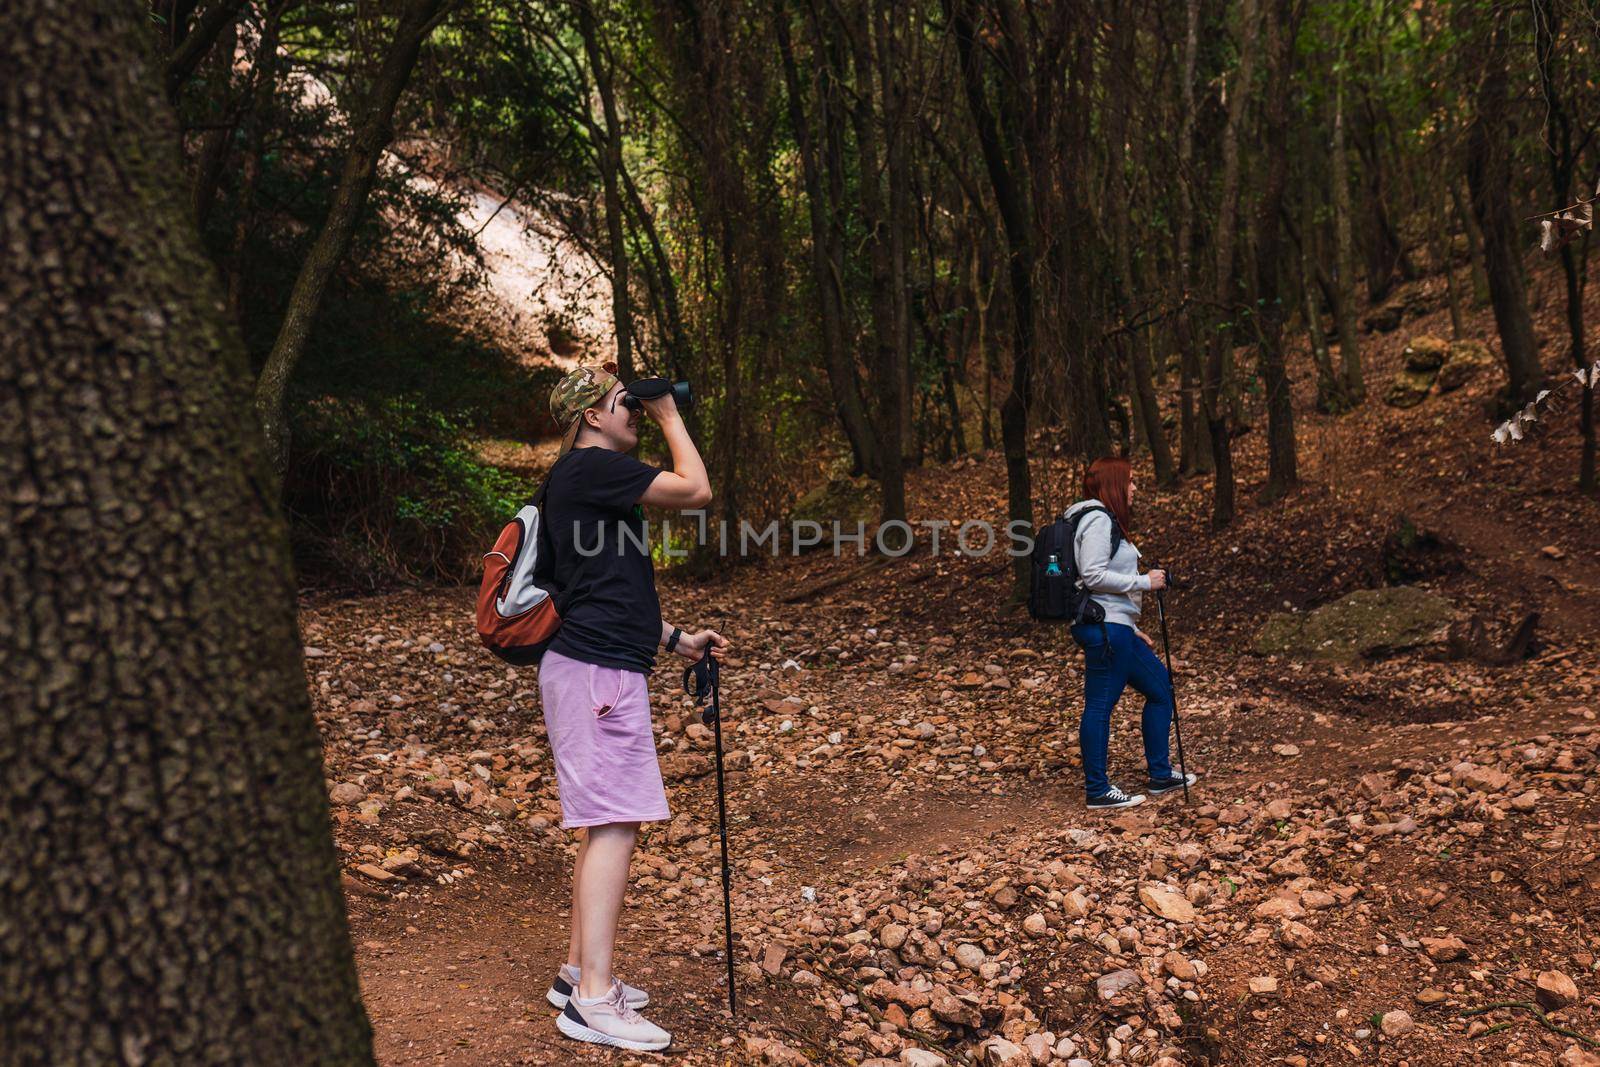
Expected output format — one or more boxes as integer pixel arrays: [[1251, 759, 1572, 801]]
[[538, 648, 670, 829]]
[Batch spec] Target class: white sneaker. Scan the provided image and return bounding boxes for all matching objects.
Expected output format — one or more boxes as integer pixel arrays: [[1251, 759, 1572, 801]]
[[1086, 785, 1146, 809], [557, 978, 671, 1051], [547, 963, 648, 1010]]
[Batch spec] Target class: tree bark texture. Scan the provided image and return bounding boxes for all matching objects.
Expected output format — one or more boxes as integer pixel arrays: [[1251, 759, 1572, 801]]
[[0, 2, 374, 1062]]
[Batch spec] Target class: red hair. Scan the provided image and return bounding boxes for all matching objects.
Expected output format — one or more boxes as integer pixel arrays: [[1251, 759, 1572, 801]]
[[1082, 456, 1133, 533]]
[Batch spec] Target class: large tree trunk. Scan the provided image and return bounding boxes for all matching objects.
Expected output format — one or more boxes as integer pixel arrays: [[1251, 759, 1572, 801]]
[[578, 0, 635, 380], [950, 0, 1036, 596], [253, 0, 451, 474], [1328, 40, 1365, 406], [1255, 0, 1298, 500], [0, 1, 374, 1061], [1202, 0, 1260, 528], [1465, 12, 1543, 407]]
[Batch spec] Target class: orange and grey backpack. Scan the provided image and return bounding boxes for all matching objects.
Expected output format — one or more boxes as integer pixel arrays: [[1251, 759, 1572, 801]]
[[476, 473, 563, 664]]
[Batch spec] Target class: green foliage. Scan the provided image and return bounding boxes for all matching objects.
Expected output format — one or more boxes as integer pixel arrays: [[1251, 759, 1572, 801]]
[[286, 397, 527, 588]]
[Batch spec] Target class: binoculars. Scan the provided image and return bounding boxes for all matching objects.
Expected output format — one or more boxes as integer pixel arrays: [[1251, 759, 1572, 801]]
[[621, 377, 693, 412]]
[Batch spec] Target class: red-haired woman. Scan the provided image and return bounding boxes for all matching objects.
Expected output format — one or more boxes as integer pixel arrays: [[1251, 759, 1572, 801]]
[[1065, 457, 1195, 809]]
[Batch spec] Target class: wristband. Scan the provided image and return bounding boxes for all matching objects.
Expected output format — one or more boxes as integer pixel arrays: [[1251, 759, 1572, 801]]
[[665, 627, 682, 653]]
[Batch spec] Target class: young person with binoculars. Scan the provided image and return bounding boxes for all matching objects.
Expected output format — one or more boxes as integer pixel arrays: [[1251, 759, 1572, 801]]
[[538, 362, 728, 1051], [1065, 457, 1197, 809]]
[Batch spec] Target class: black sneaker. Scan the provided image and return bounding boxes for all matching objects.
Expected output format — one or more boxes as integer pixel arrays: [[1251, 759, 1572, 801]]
[[1148, 772, 1198, 796], [1086, 785, 1146, 809]]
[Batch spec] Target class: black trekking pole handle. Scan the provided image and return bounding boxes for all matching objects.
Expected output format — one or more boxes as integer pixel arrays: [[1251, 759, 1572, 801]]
[[684, 650, 737, 1017], [1150, 561, 1191, 805]]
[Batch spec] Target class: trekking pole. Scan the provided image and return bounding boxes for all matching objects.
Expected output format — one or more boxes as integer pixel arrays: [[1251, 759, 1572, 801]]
[[1150, 561, 1191, 804], [684, 649, 736, 1017]]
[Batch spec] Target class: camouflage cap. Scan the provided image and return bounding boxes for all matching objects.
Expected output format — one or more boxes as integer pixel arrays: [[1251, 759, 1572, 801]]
[[550, 360, 620, 455]]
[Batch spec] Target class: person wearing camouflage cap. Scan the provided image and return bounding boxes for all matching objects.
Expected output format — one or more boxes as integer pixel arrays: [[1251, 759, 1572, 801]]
[[537, 359, 728, 1052], [550, 360, 621, 456]]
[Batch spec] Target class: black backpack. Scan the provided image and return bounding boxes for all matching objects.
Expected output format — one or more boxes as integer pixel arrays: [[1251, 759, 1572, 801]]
[[1027, 506, 1123, 624]]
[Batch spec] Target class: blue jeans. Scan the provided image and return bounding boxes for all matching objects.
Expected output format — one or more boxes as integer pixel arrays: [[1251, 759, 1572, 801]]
[[1070, 621, 1174, 798]]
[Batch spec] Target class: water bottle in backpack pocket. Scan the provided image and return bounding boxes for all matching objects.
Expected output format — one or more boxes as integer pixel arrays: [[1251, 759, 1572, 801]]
[[1027, 506, 1120, 627]]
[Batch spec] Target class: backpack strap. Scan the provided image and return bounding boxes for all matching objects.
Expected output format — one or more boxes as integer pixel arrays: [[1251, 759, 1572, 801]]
[[532, 450, 574, 508], [1067, 505, 1125, 566]]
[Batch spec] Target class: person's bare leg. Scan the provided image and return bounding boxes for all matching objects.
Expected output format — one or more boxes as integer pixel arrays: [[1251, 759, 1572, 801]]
[[565, 829, 589, 970], [575, 821, 638, 1000]]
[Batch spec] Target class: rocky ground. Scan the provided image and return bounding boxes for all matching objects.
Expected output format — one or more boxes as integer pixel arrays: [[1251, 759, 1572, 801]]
[[308, 264, 1600, 1065]]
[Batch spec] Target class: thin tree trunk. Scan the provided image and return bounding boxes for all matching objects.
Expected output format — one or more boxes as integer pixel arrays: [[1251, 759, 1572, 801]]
[[1175, 0, 1209, 476], [1299, 236, 1339, 408], [227, 1, 293, 320], [950, 0, 1034, 595], [190, 11, 240, 230], [166, 0, 250, 101], [1286, 132, 1344, 412], [1531, 0, 1596, 488], [1465, 11, 1543, 407], [253, 0, 452, 474], [1202, 0, 1260, 528], [775, 1, 879, 477], [1255, 0, 1297, 500], [878, 1, 916, 468], [1109, 9, 1176, 487], [841, 0, 906, 523], [578, 0, 634, 379], [1431, 188, 1467, 340], [1, 1, 374, 1060], [1329, 38, 1365, 406], [1451, 180, 1492, 306]]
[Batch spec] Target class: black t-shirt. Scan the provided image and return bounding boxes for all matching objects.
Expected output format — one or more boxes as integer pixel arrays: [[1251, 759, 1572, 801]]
[[542, 446, 663, 674]]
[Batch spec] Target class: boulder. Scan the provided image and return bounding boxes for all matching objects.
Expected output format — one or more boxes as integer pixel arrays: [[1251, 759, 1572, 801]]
[[329, 782, 366, 806], [1364, 301, 1406, 333], [1421, 935, 1469, 962], [1438, 339, 1493, 392], [1095, 968, 1142, 1005], [1253, 586, 1454, 662], [1403, 335, 1451, 372], [1139, 884, 1198, 924], [1538, 970, 1579, 1010], [1385, 367, 1437, 408], [788, 471, 877, 550], [979, 1038, 1029, 1066]]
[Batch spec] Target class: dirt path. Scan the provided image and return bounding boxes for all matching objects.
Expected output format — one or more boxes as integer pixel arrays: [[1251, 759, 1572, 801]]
[[319, 267, 1600, 1065]]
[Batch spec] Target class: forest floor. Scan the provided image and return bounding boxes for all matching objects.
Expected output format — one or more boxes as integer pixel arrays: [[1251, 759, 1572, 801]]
[[307, 265, 1600, 1066]]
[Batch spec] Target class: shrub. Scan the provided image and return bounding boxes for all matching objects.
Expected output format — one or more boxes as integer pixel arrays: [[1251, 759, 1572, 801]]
[[286, 397, 527, 589]]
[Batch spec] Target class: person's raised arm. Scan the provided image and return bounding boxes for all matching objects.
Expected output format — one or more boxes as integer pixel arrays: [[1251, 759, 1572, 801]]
[[638, 393, 711, 509]]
